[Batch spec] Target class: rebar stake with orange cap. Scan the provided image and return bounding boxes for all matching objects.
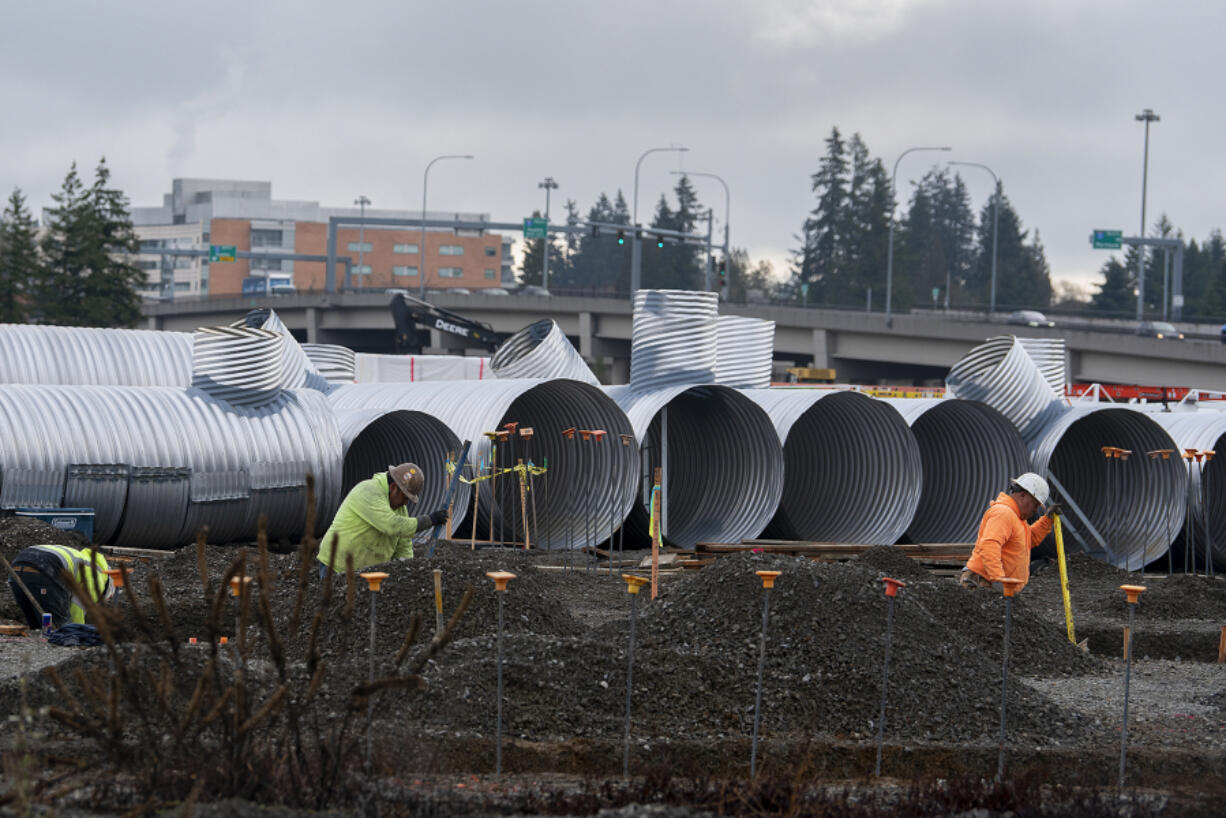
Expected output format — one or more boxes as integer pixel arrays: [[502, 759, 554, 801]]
[[503, 423, 520, 543], [750, 570, 781, 778], [1119, 583, 1146, 791], [360, 571, 389, 767], [621, 573, 649, 778], [874, 577, 906, 777], [996, 576, 1024, 782], [1147, 450, 1176, 576], [487, 570, 516, 775], [1183, 449, 1199, 573], [1203, 450, 1216, 579], [229, 576, 253, 661]]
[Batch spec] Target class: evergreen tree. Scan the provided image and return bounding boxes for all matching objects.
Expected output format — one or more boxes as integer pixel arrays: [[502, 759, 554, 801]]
[[38, 158, 145, 327], [727, 248, 774, 303], [968, 189, 1051, 310], [0, 188, 39, 323], [897, 168, 975, 309], [1194, 230, 1226, 317], [792, 127, 849, 304], [643, 175, 705, 290], [562, 191, 631, 293], [1090, 255, 1135, 315], [839, 134, 892, 308], [518, 208, 564, 287]]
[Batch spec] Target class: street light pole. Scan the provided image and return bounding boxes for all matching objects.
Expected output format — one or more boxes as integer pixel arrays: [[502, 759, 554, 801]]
[[538, 177, 558, 290], [885, 146, 952, 328], [671, 170, 730, 291], [631, 145, 688, 295], [1135, 108, 1160, 322], [353, 195, 370, 290], [948, 161, 1000, 314], [419, 154, 474, 298]]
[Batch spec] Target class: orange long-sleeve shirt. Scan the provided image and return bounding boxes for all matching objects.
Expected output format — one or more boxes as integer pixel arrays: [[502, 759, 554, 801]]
[[966, 492, 1052, 590]]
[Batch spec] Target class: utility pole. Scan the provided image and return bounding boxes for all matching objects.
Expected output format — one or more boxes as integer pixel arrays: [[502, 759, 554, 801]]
[[353, 195, 370, 290], [631, 146, 688, 295], [538, 177, 558, 290], [1135, 108, 1160, 322]]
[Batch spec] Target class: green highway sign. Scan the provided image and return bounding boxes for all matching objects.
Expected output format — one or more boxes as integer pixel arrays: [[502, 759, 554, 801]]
[[1091, 230, 1122, 250], [209, 244, 237, 262], [799, 283, 809, 296], [522, 217, 547, 239]]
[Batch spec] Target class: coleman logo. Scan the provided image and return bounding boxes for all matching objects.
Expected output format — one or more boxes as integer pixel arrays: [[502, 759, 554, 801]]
[[434, 319, 471, 337], [51, 518, 76, 530]]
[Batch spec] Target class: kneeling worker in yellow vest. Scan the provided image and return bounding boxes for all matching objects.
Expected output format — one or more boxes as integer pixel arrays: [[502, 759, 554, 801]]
[[317, 463, 449, 576], [960, 472, 1061, 593], [7, 544, 116, 628]]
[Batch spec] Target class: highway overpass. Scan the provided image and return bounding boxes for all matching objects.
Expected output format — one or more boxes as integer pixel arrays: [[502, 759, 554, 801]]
[[143, 292, 1226, 389]]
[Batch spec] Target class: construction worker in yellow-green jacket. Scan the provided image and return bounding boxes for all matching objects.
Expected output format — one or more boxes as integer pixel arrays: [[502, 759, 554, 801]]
[[7, 543, 115, 628], [316, 463, 448, 577]]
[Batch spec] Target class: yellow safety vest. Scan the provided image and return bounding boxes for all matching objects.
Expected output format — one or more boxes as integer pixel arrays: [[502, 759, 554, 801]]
[[29, 544, 112, 624]]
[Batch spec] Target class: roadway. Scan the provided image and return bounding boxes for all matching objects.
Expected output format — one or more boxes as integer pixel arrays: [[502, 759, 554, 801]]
[[142, 292, 1226, 389]]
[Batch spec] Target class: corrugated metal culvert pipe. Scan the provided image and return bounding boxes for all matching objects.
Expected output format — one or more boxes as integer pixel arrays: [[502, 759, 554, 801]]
[[1029, 406, 1186, 570], [490, 319, 599, 385], [714, 316, 775, 389], [606, 384, 784, 549], [329, 380, 637, 548], [0, 385, 342, 548], [302, 344, 357, 384], [946, 335, 1067, 442], [1145, 410, 1226, 569], [238, 309, 334, 393], [744, 389, 922, 545], [880, 398, 1030, 543], [0, 323, 192, 386], [630, 289, 719, 392], [334, 407, 468, 543]]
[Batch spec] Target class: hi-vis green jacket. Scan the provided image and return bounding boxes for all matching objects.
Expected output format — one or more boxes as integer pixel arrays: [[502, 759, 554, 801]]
[[25, 544, 113, 624], [317, 472, 420, 572]]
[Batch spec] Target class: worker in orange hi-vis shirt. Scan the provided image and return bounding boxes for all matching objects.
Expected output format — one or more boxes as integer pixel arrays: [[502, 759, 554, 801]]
[[961, 473, 1059, 593]]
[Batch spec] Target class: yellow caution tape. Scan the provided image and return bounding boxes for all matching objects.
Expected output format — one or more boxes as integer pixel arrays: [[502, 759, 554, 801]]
[[445, 460, 547, 485]]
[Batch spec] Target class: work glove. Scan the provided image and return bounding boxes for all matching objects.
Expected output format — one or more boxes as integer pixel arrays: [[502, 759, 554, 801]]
[[1046, 501, 1063, 518], [428, 509, 449, 527]]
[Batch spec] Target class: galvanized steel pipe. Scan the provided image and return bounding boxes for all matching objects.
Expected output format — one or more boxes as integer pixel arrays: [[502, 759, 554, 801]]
[[1144, 410, 1226, 569], [302, 344, 357, 384], [329, 380, 637, 548], [0, 323, 191, 386], [714, 316, 775, 389], [881, 398, 1030, 543], [1029, 406, 1186, 570], [630, 289, 719, 392], [490, 319, 599, 385], [946, 335, 1066, 442], [607, 384, 784, 548], [745, 389, 922, 545]]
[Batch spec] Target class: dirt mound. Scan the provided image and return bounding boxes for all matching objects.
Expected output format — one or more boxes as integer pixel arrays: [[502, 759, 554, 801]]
[[854, 545, 935, 584], [615, 552, 1095, 744]]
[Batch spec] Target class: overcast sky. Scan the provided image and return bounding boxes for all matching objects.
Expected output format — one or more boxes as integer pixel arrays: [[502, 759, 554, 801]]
[[2, 0, 1222, 294]]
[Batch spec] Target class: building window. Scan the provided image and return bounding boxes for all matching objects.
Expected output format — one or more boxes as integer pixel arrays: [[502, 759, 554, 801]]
[[438, 267, 463, 279], [353, 264, 372, 275], [393, 243, 419, 254], [484, 246, 497, 257], [393, 266, 419, 277], [252, 229, 284, 248], [484, 269, 496, 279], [347, 241, 373, 253], [439, 245, 464, 256]]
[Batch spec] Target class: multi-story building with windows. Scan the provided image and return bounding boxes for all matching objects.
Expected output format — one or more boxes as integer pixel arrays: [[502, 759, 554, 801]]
[[129, 178, 514, 298]]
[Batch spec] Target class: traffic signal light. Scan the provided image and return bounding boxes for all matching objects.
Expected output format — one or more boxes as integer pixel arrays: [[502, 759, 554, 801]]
[[656, 236, 665, 249], [717, 257, 727, 288], [616, 229, 625, 245]]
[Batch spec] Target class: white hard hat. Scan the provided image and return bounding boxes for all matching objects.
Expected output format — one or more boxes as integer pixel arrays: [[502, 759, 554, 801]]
[[1010, 472, 1050, 506]]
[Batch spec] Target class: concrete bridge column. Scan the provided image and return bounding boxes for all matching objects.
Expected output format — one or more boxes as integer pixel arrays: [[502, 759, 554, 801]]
[[579, 311, 594, 359], [305, 307, 320, 344], [811, 329, 832, 369]]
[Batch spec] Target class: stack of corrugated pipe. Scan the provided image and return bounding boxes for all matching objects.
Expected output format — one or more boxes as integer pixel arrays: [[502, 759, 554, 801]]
[[328, 379, 636, 549], [0, 326, 343, 547], [947, 335, 1188, 570], [488, 297, 786, 550]]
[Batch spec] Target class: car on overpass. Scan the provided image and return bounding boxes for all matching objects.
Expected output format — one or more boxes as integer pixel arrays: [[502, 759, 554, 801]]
[[1136, 320, 1185, 340], [1006, 309, 1055, 328]]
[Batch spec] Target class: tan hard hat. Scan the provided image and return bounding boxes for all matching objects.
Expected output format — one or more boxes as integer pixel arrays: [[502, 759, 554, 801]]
[[388, 463, 424, 503]]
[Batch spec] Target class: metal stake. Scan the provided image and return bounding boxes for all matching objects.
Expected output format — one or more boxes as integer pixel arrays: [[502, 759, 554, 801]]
[[875, 577, 906, 777], [1119, 584, 1146, 790], [996, 577, 1024, 782], [750, 570, 781, 778], [486, 571, 516, 775], [359, 571, 389, 768], [621, 574, 649, 777]]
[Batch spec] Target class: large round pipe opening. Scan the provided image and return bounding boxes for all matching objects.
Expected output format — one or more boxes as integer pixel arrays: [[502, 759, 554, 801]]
[[337, 408, 467, 543], [1032, 407, 1186, 570], [611, 385, 784, 549], [882, 399, 1030, 543], [1140, 411, 1225, 570], [748, 390, 922, 545], [490, 319, 598, 385]]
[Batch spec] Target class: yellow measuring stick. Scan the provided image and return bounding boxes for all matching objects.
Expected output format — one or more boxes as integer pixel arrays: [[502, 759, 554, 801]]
[[1053, 513, 1076, 644]]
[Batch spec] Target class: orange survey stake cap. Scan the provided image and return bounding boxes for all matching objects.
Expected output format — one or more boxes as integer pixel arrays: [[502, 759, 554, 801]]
[[229, 576, 252, 597], [881, 577, 906, 597], [755, 570, 782, 590], [518, 427, 534, 439], [999, 577, 1024, 597], [561, 427, 576, 440], [486, 570, 517, 591], [360, 571, 390, 592], [104, 568, 125, 589], [1120, 584, 1146, 604], [621, 574, 650, 594]]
